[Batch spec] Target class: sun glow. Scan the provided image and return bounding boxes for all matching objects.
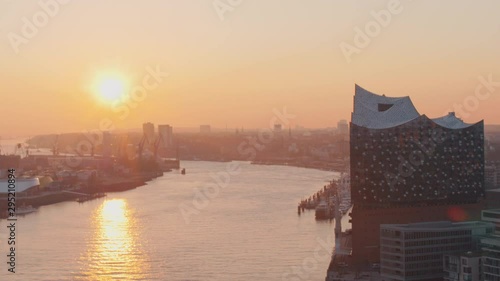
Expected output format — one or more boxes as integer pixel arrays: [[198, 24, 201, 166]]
[[93, 75, 128, 104], [77, 199, 150, 279]]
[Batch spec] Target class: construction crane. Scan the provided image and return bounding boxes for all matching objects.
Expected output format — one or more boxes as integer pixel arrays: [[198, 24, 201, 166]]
[[137, 135, 148, 160], [116, 135, 126, 159], [153, 134, 165, 159]]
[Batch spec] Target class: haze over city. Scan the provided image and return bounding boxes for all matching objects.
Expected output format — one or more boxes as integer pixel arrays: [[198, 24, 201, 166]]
[[1, 0, 499, 137], [3, 1, 500, 281]]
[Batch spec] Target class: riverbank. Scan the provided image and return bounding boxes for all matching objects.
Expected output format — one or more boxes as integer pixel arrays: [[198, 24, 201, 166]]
[[0, 171, 164, 219], [0, 161, 337, 280], [252, 159, 347, 172]]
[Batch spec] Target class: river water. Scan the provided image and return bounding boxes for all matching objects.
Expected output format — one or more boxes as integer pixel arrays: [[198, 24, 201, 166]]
[[0, 161, 349, 281]]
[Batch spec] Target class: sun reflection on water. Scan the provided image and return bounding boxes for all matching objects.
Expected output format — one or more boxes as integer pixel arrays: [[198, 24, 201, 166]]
[[76, 199, 150, 280]]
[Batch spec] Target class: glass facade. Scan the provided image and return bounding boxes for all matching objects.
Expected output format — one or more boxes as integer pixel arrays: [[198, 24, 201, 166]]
[[350, 116, 485, 208]]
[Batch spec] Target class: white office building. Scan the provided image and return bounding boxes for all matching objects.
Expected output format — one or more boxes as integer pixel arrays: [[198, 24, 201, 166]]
[[380, 221, 494, 281]]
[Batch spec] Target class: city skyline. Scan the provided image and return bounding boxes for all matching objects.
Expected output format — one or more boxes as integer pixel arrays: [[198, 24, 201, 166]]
[[1, 0, 499, 136]]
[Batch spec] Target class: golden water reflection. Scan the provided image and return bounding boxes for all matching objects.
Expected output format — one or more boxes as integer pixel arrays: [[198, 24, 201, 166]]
[[77, 199, 150, 280]]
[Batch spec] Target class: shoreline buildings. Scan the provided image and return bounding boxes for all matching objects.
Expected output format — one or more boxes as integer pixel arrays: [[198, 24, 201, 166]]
[[349, 85, 486, 264], [380, 221, 494, 281]]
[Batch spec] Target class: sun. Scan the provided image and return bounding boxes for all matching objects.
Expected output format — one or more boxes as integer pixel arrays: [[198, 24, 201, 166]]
[[97, 77, 126, 103]]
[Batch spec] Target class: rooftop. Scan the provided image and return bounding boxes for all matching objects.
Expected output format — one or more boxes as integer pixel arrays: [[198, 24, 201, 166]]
[[483, 209, 500, 214], [352, 84, 477, 129], [381, 220, 494, 231], [0, 177, 40, 193]]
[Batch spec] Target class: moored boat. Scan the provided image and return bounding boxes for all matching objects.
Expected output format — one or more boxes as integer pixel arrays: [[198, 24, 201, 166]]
[[315, 201, 334, 220], [16, 205, 37, 215]]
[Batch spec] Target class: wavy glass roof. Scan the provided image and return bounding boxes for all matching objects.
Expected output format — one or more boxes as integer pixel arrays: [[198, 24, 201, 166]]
[[352, 85, 476, 129], [432, 112, 472, 129]]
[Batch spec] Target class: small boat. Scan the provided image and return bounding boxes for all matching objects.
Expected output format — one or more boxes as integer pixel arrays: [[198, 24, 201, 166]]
[[16, 205, 37, 215], [76, 193, 106, 203], [315, 201, 333, 220], [181, 168, 186, 175]]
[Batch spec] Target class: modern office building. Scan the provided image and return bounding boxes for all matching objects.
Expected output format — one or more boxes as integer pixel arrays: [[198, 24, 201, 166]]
[[143, 122, 155, 143], [380, 221, 494, 281], [337, 119, 349, 135], [158, 124, 173, 149], [480, 209, 500, 281], [443, 251, 483, 281], [480, 235, 500, 281], [482, 209, 500, 234], [443, 209, 500, 281], [485, 161, 500, 190], [350, 85, 486, 263]]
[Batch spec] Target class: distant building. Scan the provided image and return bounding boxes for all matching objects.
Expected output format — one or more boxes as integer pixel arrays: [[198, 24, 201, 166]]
[[274, 124, 282, 132], [485, 161, 500, 190], [158, 125, 173, 149], [200, 125, 211, 134], [350, 85, 486, 263], [337, 119, 348, 135], [380, 221, 494, 281], [143, 122, 155, 142], [444, 209, 500, 281], [443, 251, 483, 281], [102, 131, 112, 157], [482, 209, 500, 234], [479, 210, 500, 281]]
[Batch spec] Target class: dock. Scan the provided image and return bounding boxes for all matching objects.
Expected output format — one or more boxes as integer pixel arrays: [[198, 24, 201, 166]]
[[298, 180, 337, 214], [325, 229, 383, 281]]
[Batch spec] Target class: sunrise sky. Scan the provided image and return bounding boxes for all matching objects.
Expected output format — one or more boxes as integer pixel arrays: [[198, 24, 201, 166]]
[[1, 0, 499, 136]]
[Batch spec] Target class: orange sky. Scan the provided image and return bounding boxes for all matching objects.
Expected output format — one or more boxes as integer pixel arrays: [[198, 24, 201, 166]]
[[1, 0, 499, 137]]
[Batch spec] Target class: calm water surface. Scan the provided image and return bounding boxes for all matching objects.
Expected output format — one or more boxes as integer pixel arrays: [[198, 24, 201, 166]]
[[0, 161, 349, 281]]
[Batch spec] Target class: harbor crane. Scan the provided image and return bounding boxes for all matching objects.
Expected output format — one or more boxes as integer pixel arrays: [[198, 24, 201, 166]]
[[137, 134, 149, 160]]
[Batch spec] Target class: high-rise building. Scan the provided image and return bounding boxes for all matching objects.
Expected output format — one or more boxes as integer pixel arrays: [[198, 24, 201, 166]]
[[443, 209, 500, 281], [485, 161, 500, 190], [200, 125, 211, 134], [479, 209, 500, 281], [143, 122, 155, 143], [350, 85, 486, 263], [443, 251, 483, 281], [158, 125, 173, 149], [337, 119, 348, 135], [102, 131, 112, 157]]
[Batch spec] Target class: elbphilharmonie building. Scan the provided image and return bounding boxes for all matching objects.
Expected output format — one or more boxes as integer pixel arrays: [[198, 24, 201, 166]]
[[349, 85, 486, 263]]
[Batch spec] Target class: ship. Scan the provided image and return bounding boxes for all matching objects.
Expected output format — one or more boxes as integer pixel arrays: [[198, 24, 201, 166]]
[[315, 200, 334, 220]]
